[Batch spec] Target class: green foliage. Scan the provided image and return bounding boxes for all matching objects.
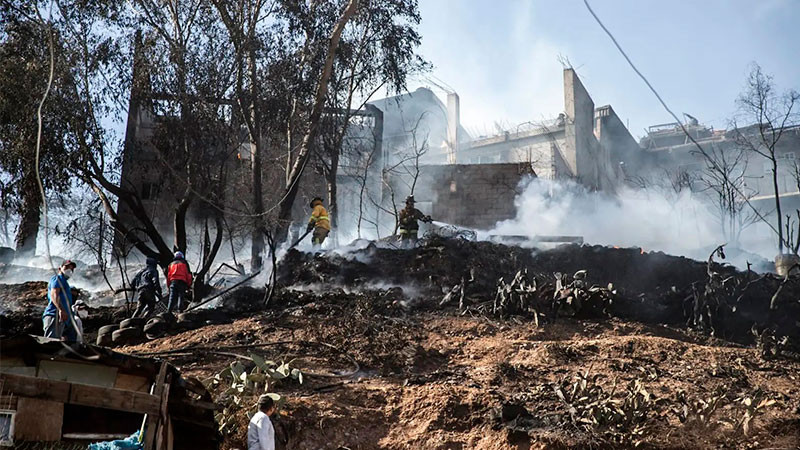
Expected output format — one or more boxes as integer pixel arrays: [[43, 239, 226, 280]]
[[674, 386, 727, 429], [674, 386, 777, 436], [552, 371, 666, 445], [204, 356, 302, 436]]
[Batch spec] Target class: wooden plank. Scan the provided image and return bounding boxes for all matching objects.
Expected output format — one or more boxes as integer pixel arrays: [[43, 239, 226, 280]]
[[155, 376, 171, 450], [62, 432, 129, 440], [115, 373, 151, 393], [171, 396, 218, 411], [143, 362, 167, 450], [38, 360, 118, 387], [14, 398, 63, 441], [0, 373, 70, 403], [170, 414, 217, 429], [69, 383, 160, 415]]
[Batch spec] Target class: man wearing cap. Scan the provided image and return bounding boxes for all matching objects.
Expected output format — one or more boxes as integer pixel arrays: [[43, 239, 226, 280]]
[[42, 260, 77, 339], [167, 251, 192, 313], [248, 394, 276, 450]]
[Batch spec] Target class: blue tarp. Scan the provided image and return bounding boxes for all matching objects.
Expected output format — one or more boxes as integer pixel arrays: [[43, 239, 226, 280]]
[[87, 431, 142, 450]]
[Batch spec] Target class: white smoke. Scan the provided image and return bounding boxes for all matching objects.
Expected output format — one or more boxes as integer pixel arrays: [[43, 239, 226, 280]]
[[491, 178, 773, 268]]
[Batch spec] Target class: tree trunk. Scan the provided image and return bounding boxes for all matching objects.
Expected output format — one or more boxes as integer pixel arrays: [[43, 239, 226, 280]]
[[276, 0, 359, 242], [772, 162, 784, 253], [174, 190, 193, 253], [194, 215, 224, 300], [15, 179, 40, 258], [248, 49, 265, 272], [327, 149, 339, 245]]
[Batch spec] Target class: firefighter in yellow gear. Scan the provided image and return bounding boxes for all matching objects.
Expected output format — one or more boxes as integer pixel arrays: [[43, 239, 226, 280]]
[[307, 197, 331, 248], [398, 195, 431, 247]]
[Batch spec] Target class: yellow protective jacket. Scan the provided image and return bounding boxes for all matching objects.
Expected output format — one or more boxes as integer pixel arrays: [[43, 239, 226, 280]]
[[308, 202, 331, 231]]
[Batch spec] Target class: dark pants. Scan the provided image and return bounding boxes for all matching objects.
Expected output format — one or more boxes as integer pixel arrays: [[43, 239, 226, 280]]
[[167, 280, 187, 313], [312, 227, 329, 247], [399, 228, 418, 248], [133, 289, 157, 318]]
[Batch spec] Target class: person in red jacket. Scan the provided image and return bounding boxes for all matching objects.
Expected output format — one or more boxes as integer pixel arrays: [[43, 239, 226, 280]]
[[167, 251, 193, 313]]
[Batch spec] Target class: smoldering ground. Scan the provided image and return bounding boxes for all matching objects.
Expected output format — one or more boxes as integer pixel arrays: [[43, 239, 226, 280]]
[[491, 178, 773, 270]]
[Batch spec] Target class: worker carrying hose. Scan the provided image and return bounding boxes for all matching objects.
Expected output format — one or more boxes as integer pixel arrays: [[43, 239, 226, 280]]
[[307, 197, 331, 249], [398, 195, 431, 247]]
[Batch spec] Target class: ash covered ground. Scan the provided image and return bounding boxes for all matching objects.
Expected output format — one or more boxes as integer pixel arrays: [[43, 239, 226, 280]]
[[3, 238, 800, 449]]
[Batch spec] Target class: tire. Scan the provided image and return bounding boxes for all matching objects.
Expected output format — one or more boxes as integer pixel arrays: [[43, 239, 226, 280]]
[[112, 326, 144, 345], [96, 332, 113, 347], [156, 312, 175, 323], [120, 317, 147, 330], [98, 324, 117, 336], [176, 311, 200, 324], [143, 318, 167, 338]]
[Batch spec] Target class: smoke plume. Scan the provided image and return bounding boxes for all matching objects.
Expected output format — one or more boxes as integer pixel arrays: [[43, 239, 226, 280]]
[[491, 178, 771, 269]]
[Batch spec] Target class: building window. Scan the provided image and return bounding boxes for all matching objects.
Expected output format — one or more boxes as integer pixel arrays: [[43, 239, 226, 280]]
[[0, 410, 14, 447]]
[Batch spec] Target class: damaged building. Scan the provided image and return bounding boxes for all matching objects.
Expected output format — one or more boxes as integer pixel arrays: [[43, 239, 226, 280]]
[[119, 59, 798, 251], [636, 118, 800, 248], [336, 68, 640, 233]]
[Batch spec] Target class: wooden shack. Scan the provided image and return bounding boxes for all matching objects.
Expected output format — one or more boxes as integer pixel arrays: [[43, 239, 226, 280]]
[[0, 335, 218, 449]]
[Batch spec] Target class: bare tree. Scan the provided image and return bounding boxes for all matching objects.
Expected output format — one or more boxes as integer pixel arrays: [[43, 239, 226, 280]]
[[275, 0, 360, 242], [379, 111, 430, 235], [699, 144, 759, 246], [732, 63, 799, 253]]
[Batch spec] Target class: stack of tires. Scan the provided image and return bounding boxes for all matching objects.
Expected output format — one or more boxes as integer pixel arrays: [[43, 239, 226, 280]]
[[96, 314, 181, 347], [96, 317, 147, 347], [143, 312, 173, 339]]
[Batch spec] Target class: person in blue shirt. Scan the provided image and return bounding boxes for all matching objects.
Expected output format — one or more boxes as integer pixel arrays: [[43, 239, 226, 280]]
[[42, 260, 77, 340]]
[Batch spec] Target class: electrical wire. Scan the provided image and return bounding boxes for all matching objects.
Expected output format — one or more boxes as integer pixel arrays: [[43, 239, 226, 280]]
[[582, 0, 787, 247]]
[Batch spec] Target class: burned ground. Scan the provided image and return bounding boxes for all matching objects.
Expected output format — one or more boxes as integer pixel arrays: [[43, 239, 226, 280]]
[[4, 239, 800, 448], [278, 238, 799, 345], [121, 304, 800, 449]]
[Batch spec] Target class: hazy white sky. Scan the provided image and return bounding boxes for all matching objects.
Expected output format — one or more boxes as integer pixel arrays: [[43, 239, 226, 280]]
[[406, 0, 800, 140]]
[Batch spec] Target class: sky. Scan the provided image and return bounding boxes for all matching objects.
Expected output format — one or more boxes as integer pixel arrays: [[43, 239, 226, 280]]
[[405, 0, 800, 140]]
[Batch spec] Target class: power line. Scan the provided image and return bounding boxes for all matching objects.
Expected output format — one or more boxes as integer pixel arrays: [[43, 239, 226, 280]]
[[582, 0, 787, 248]]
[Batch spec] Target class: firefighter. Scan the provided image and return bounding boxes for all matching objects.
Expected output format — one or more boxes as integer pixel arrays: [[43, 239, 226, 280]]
[[398, 195, 431, 247], [306, 197, 331, 249]]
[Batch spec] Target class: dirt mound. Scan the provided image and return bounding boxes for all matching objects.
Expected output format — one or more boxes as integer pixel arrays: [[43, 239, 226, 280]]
[[120, 306, 800, 449]]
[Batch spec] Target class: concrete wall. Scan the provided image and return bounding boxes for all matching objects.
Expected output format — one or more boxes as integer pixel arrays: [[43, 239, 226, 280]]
[[564, 68, 610, 190], [412, 163, 533, 230], [595, 105, 642, 179]]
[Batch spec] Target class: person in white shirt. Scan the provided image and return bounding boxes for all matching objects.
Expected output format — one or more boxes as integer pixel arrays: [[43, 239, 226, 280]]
[[248, 394, 276, 450]]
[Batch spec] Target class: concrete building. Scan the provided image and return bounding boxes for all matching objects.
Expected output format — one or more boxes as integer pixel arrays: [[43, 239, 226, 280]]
[[116, 62, 646, 248], [636, 118, 800, 247], [357, 68, 640, 236], [451, 69, 634, 193]]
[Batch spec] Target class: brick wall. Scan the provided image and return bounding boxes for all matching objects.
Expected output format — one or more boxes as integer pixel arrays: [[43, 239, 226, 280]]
[[413, 163, 533, 230]]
